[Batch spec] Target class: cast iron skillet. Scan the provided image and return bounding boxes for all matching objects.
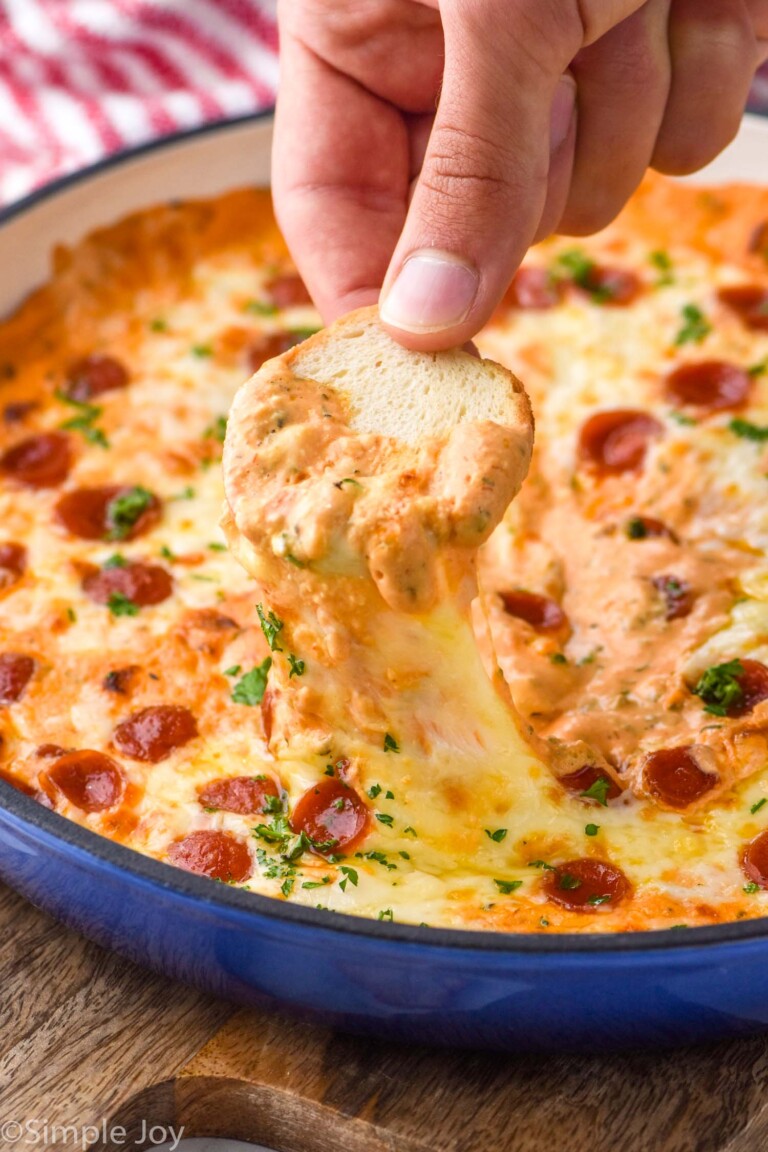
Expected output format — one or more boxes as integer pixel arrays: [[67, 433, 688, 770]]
[[2, 113, 768, 1052]]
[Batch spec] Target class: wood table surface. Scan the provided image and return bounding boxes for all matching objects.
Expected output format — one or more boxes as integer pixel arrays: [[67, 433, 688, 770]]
[[4, 880, 768, 1152]]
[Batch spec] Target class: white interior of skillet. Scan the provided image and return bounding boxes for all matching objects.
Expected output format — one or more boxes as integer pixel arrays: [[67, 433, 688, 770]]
[[1, 113, 767, 321]]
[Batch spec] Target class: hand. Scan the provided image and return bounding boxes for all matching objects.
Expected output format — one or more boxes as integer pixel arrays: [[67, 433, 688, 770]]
[[273, 0, 768, 351]]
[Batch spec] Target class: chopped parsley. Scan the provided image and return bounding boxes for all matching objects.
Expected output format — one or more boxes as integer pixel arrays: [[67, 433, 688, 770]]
[[580, 777, 611, 806], [550, 652, 568, 665], [367, 783, 382, 799], [107, 591, 139, 617], [744, 882, 760, 894], [288, 653, 305, 678], [150, 317, 168, 332], [375, 813, 394, 827], [378, 908, 394, 922], [338, 866, 358, 893], [204, 414, 227, 442], [626, 516, 649, 539], [485, 828, 507, 843], [357, 850, 398, 871], [257, 603, 284, 652], [585, 823, 600, 837], [752, 798, 768, 815], [383, 732, 399, 753], [207, 541, 227, 552], [729, 417, 768, 443], [223, 664, 241, 677], [191, 344, 212, 358], [558, 873, 582, 891], [692, 658, 744, 716], [528, 859, 555, 870], [493, 879, 523, 894], [103, 553, 127, 569], [649, 249, 674, 285], [674, 303, 711, 346], [301, 877, 331, 890], [106, 486, 154, 540], [748, 359, 768, 377], [231, 658, 272, 706], [403, 826, 417, 837], [245, 299, 278, 316], [56, 390, 109, 448], [336, 477, 363, 490]]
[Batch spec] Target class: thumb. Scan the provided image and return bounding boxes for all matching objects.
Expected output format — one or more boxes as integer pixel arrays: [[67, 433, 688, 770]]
[[379, 1, 579, 351]]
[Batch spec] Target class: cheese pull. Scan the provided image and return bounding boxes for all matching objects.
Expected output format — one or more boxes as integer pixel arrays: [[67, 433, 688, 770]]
[[221, 306, 564, 875]]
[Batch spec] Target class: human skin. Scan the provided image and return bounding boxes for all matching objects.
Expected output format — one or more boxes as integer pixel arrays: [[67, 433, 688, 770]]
[[272, 0, 768, 351]]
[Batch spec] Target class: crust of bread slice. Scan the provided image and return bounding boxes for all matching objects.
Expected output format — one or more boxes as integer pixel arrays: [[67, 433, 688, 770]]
[[285, 305, 533, 445]]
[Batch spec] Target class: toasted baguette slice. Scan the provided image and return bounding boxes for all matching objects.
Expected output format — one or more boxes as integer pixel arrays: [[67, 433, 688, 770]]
[[288, 305, 532, 444]]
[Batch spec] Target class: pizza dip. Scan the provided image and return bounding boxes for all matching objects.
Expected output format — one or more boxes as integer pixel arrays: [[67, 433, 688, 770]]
[[2, 176, 768, 934]]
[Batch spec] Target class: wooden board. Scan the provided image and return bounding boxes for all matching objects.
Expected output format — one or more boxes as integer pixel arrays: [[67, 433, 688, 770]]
[[4, 880, 768, 1152]]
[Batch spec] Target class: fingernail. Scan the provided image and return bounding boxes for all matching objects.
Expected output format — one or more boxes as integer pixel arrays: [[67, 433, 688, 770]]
[[550, 74, 576, 153], [380, 251, 479, 333]]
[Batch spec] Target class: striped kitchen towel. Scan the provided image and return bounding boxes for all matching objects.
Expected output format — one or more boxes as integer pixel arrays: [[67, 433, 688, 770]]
[[1, 2, 767, 209], [0, 0, 278, 205]]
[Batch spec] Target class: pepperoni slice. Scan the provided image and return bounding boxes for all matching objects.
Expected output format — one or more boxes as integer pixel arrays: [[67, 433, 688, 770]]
[[0, 653, 34, 704], [578, 410, 663, 474], [743, 829, 768, 889], [626, 515, 679, 543], [559, 764, 623, 803], [82, 562, 172, 607], [505, 267, 562, 310], [719, 285, 768, 331], [573, 265, 641, 306], [55, 485, 161, 541], [65, 354, 129, 402], [198, 774, 280, 815], [643, 747, 718, 808], [114, 705, 198, 762], [46, 750, 124, 812], [265, 273, 312, 308], [651, 575, 694, 620], [290, 778, 369, 854], [499, 590, 568, 633], [0, 542, 26, 589], [729, 659, 768, 718], [0, 432, 72, 488], [248, 331, 303, 373], [665, 360, 751, 412], [168, 830, 252, 883], [542, 858, 630, 910]]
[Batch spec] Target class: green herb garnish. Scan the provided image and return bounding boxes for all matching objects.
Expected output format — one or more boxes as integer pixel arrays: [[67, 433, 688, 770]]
[[204, 414, 227, 442], [383, 732, 399, 753], [585, 823, 600, 837], [729, 417, 768, 442], [105, 486, 154, 540], [107, 591, 139, 617], [485, 828, 507, 843], [751, 798, 767, 815], [674, 303, 711, 346], [692, 658, 744, 716], [493, 879, 523, 894], [257, 603, 284, 652], [580, 777, 611, 806], [288, 653, 305, 678], [231, 658, 272, 706]]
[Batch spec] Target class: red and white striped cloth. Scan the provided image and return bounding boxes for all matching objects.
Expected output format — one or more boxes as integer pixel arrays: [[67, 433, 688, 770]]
[[0, 0, 278, 206], [1, 3, 768, 210]]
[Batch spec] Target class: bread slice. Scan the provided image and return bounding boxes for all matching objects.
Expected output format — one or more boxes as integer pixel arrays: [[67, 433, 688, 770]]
[[286, 305, 532, 444]]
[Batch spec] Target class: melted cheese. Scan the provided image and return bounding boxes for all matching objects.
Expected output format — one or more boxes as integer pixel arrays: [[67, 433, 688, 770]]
[[2, 179, 768, 932]]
